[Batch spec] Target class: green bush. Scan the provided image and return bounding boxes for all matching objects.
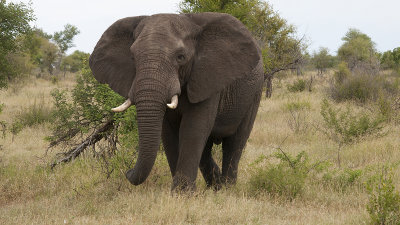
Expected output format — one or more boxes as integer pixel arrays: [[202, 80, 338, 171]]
[[321, 99, 385, 145], [366, 166, 400, 225], [249, 151, 322, 200], [322, 168, 363, 192], [333, 61, 351, 84], [48, 58, 139, 175], [287, 79, 306, 92], [320, 99, 386, 166]]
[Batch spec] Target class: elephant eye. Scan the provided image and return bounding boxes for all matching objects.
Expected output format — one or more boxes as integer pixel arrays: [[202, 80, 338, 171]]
[[177, 54, 185, 62]]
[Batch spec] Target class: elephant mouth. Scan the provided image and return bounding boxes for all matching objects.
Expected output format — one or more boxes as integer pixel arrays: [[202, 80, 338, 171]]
[[111, 94, 178, 112]]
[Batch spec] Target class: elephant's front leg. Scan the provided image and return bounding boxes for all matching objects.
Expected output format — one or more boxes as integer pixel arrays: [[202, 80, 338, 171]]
[[172, 96, 219, 191]]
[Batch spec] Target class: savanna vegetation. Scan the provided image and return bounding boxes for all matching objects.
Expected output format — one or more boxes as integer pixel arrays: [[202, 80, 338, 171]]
[[1, 0, 400, 224]]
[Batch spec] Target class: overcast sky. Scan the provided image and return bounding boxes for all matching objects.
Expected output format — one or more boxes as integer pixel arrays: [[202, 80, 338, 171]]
[[11, 0, 400, 55]]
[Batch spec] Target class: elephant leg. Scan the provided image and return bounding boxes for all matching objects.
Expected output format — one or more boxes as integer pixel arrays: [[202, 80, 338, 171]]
[[221, 94, 261, 185], [172, 96, 219, 192], [199, 138, 222, 190], [162, 117, 180, 177]]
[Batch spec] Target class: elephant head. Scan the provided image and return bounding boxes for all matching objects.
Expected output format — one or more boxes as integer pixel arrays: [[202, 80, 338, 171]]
[[89, 13, 259, 185]]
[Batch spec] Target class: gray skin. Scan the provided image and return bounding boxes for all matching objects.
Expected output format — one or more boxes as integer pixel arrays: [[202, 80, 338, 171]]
[[89, 12, 264, 191]]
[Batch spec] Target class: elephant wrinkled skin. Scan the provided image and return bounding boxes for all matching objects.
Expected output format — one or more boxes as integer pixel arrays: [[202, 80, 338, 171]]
[[89, 12, 264, 191]]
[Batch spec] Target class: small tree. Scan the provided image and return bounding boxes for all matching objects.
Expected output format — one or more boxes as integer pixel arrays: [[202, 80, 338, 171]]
[[320, 99, 385, 167], [52, 24, 80, 72], [0, 0, 35, 87], [380, 47, 400, 71], [338, 28, 379, 74], [312, 47, 335, 75]]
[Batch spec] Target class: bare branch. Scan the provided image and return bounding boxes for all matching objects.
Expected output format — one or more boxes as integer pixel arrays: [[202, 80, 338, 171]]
[[50, 119, 114, 169]]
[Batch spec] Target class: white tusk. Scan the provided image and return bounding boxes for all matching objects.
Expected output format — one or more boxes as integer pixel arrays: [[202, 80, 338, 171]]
[[167, 95, 178, 109], [112, 99, 132, 112]]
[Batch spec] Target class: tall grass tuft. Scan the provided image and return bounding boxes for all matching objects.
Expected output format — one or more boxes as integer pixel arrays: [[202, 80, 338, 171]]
[[10, 98, 53, 137]]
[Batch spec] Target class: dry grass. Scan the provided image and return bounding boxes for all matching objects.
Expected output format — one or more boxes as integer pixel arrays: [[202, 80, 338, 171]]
[[0, 72, 399, 224]]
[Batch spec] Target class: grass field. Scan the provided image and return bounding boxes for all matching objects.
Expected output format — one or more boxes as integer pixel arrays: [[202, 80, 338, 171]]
[[0, 72, 399, 224]]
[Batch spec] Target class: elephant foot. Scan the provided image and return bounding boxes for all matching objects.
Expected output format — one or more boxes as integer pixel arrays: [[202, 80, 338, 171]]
[[125, 168, 147, 186], [171, 173, 196, 193]]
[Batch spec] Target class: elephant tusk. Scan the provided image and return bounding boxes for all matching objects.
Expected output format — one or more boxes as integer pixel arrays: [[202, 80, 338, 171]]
[[112, 99, 132, 112], [167, 95, 178, 109]]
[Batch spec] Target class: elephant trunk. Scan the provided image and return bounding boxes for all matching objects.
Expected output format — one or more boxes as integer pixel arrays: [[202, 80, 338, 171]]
[[125, 80, 166, 185]]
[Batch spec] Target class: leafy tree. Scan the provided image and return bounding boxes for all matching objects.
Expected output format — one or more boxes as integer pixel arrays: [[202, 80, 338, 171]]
[[51, 24, 80, 72], [61, 50, 90, 73], [179, 0, 305, 98], [0, 0, 35, 88], [312, 47, 335, 75], [39, 37, 58, 75], [52, 24, 80, 55], [337, 28, 379, 73], [381, 47, 400, 71]]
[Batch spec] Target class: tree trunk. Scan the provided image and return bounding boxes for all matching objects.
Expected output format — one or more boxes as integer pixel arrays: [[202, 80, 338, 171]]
[[265, 73, 273, 98]]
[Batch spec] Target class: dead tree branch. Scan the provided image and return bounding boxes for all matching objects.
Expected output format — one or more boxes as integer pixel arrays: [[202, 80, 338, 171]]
[[50, 119, 114, 169]]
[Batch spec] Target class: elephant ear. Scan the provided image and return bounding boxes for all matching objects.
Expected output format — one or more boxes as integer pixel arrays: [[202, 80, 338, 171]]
[[89, 16, 147, 98], [185, 13, 260, 103]]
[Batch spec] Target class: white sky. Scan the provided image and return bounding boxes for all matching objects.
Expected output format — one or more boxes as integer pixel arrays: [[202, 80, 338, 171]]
[[10, 0, 400, 55]]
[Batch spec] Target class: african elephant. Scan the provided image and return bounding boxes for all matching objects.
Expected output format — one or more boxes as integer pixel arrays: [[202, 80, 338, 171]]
[[89, 12, 264, 191]]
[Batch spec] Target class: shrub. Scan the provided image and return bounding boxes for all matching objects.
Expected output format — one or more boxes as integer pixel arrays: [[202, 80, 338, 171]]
[[320, 99, 386, 166], [333, 61, 351, 84], [287, 79, 306, 92], [283, 100, 311, 133], [321, 168, 363, 192], [48, 58, 139, 175], [366, 166, 400, 225], [330, 65, 399, 104], [249, 150, 322, 200]]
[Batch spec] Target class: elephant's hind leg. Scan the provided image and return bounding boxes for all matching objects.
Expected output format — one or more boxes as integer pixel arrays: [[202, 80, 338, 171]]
[[199, 138, 222, 190]]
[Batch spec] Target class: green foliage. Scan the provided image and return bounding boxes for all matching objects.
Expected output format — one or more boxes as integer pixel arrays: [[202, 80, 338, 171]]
[[333, 61, 351, 84], [287, 79, 306, 92], [249, 150, 321, 200], [0, 0, 35, 88], [312, 47, 336, 75], [320, 99, 385, 166], [61, 50, 90, 73], [320, 99, 385, 145], [52, 24, 80, 55], [48, 58, 138, 159], [381, 47, 400, 71], [337, 28, 379, 73], [366, 166, 400, 225], [321, 168, 363, 192]]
